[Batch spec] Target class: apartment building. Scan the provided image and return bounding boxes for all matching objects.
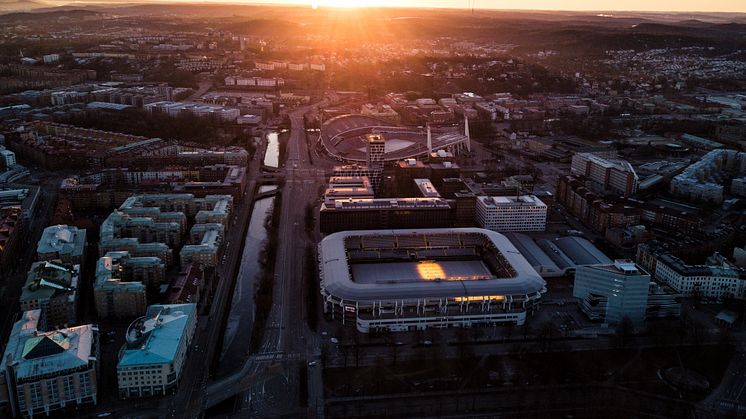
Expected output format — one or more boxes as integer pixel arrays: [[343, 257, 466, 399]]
[[570, 152, 639, 197], [19, 261, 79, 330], [94, 251, 164, 319]]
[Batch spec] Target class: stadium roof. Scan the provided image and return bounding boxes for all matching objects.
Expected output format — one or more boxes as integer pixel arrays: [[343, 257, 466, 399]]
[[320, 228, 545, 301]]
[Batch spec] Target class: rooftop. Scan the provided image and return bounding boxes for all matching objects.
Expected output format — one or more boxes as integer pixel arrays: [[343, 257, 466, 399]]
[[37, 225, 86, 258], [119, 303, 196, 367], [320, 228, 545, 301], [0, 310, 95, 379]]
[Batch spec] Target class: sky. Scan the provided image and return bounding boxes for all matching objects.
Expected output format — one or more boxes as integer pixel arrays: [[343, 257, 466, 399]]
[[270, 0, 746, 13]]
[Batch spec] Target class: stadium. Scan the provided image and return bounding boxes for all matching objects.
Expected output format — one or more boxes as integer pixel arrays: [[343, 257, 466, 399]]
[[320, 114, 471, 163], [318, 228, 546, 333]]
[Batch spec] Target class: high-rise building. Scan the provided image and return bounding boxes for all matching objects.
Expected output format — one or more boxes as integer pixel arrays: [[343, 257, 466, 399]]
[[117, 304, 197, 398], [0, 310, 99, 417], [366, 133, 385, 170], [573, 260, 650, 325], [571, 152, 639, 197]]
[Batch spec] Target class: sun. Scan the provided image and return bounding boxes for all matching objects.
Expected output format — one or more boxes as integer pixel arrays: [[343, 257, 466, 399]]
[[312, 0, 372, 8]]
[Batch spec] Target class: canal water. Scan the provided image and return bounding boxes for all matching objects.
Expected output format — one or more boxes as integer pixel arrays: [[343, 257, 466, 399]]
[[217, 195, 275, 375], [263, 132, 280, 168]]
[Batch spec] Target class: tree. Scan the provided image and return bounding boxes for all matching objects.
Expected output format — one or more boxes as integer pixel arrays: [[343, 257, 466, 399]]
[[538, 321, 555, 353], [614, 316, 635, 349]]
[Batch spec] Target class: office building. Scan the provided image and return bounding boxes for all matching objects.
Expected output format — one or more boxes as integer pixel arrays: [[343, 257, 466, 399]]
[[573, 260, 650, 325], [475, 195, 547, 232], [0, 310, 99, 418], [323, 176, 374, 204], [320, 197, 453, 234], [366, 133, 385, 170], [117, 304, 197, 398]]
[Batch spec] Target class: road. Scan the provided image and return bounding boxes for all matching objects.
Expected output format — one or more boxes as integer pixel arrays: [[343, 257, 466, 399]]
[[233, 106, 328, 417], [0, 177, 59, 348], [162, 132, 265, 419], [192, 103, 328, 417]]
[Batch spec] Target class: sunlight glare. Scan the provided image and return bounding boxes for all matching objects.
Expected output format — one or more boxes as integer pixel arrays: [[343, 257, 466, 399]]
[[312, 0, 372, 8]]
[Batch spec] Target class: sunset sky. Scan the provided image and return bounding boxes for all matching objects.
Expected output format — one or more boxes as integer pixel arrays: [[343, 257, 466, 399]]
[[264, 0, 746, 13]]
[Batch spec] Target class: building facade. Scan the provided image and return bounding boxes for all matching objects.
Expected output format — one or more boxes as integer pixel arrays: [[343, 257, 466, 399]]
[[19, 261, 79, 330], [570, 152, 639, 197], [94, 251, 162, 319], [653, 253, 746, 300], [573, 260, 650, 325], [475, 195, 547, 232], [117, 304, 197, 398], [0, 310, 99, 418]]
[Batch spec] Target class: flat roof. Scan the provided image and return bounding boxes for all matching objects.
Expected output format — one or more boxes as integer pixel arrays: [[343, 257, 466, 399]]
[[505, 233, 562, 275], [536, 236, 612, 269], [320, 228, 545, 301]]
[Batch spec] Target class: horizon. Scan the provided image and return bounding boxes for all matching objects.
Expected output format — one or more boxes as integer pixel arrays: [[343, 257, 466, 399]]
[[4, 0, 746, 15]]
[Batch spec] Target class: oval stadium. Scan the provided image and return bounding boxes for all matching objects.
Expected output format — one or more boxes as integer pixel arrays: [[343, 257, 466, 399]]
[[320, 114, 470, 163], [318, 228, 546, 333]]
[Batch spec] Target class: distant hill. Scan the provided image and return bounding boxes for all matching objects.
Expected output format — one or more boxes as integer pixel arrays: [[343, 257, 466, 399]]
[[0, 7, 100, 21], [0, 0, 51, 12]]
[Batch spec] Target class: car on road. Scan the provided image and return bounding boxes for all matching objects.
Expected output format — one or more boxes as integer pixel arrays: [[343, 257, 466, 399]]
[[308, 361, 318, 367], [330, 337, 339, 344]]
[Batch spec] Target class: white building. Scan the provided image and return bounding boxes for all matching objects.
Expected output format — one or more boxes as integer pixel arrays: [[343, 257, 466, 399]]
[[476, 195, 547, 232], [670, 149, 746, 204], [653, 253, 746, 300], [117, 304, 197, 398], [732, 177, 746, 197], [0, 148, 16, 169], [42, 54, 60, 64], [573, 260, 650, 325]]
